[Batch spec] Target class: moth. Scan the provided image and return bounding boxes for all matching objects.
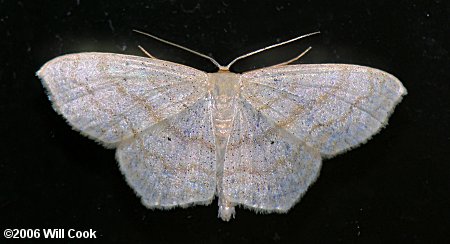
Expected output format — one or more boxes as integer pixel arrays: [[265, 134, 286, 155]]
[[37, 31, 406, 221]]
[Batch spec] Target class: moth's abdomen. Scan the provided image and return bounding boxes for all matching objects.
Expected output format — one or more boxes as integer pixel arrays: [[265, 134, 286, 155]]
[[212, 95, 236, 137]]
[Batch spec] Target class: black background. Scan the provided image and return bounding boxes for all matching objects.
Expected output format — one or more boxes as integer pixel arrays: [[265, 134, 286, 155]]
[[1, 0, 449, 243]]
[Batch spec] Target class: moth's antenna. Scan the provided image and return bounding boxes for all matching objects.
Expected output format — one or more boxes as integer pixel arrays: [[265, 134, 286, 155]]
[[137, 45, 156, 59], [266, 46, 313, 69], [224, 31, 320, 70], [133, 29, 225, 70]]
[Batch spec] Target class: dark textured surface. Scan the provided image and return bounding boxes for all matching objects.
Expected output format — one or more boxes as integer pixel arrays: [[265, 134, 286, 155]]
[[1, 0, 448, 242]]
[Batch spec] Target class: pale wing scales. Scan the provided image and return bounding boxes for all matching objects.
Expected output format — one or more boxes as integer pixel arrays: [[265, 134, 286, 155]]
[[222, 99, 321, 212], [241, 64, 407, 157], [116, 97, 216, 207], [37, 52, 208, 147]]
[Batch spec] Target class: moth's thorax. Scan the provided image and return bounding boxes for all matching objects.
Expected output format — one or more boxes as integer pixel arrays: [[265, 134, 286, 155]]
[[207, 72, 241, 138], [207, 72, 241, 97]]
